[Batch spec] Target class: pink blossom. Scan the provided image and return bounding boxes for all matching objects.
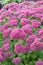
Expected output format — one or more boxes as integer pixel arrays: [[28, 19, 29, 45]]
[[22, 24, 32, 35], [34, 13, 43, 18], [18, 13, 27, 19], [36, 60, 43, 65], [21, 46, 26, 53], [12, 57, 21, 65], [9, 16, 16, 20], [25, 43, 30, 52], [31, 20, 41, 28], [14, 43, 22, 54], [30, 43, 36, 51], [14, 43, 28, 54], [3, 23, 9, 28], [2, 43, 10, 51], [30, 37, 43, 50], [0, 48, 3, 52], [20, 18, 30, 26], [40, 36, 43, 41], [35, 1, 43, 5], [39, 29, 43, 37], [8, 19, 18, 26], [27, 34, 36, 43], [21, 1, 30, 5], [0, 54, 4, 61], [1, 10, 13, 18], [0, 23, 9, 32], [0, 48, 3, 54], [0, 1, 43, 63], [41, 17, 43, 22], [0, 26, 6, 32], [39, 42, 43, 49], [3, 28, 12, 38], [30, 40, 41, 51], [10, 28, 26, 40], [4, 39, 10, 44], [0, 19, 2, 23], [3, 51, 13, 59]]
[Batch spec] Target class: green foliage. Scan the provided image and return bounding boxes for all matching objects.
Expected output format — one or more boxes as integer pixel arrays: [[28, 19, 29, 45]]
[[29, 61, 36, 65], [0, 58, 15, 65], [0, 50, 43, 65], [40, 22, 43, 28], [29, 16, 36, 20], [30, 51, 38, 60], [32, 28, 38, 33], [0, 17, 9, 26], [0, 0, 10, 4], [0, 0, 24, 4], [38, 50, 43, 60], [0, 32, 4, 47], [19, 62, 24, 65]]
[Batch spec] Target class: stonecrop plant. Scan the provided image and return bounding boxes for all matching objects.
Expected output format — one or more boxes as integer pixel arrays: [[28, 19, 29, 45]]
[[0, 1, 43, 65]]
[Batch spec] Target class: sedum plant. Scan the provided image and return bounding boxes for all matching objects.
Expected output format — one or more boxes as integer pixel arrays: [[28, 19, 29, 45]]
[[0, 1, 43, 65]]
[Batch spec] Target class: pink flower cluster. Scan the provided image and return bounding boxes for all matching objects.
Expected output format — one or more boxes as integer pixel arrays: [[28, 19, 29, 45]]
[[14, 43, 29, 54], [12, 57, 21, 65], [20, 18, 30, 26], [36, 60, 43, 65], [10, 28, 26, 40], [0, 1, 43, 65], [31, 20, 41, 28]]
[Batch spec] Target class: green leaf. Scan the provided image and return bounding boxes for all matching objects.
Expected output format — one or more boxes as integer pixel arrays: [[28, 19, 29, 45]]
[[30, 51, 38, 60], [18, 53, 23, 57], [27, 52, 31, 59], [41, 22, 43, 25], [18, 0, 22, 2], [38, 50, 43, 60], [29, 16, 36, 20], [40, 25, 43, 28], [11, 0, 17, 2], [13, 53, 16, 57], [32, 28, 37, 33], [21, 55, 26, 59], [29, 61, 36, 65], [1, 0, 10, 4], [19, 62, 24, 65]]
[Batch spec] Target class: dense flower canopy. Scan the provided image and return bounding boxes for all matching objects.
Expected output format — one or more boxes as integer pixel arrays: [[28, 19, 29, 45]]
[[0, 1, 43, 65]]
